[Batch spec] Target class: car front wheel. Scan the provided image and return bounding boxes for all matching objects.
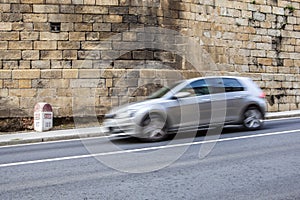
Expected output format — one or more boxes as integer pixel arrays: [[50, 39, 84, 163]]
[[243, 107, 264, 130], [139, 113, 168, 142]]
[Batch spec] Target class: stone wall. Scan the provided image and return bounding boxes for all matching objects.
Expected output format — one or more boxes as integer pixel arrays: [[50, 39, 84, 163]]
[[0, 0, 299, 119]]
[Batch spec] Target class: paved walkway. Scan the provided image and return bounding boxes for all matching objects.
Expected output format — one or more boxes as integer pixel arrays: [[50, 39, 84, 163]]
[[1, 110, 300, 146]]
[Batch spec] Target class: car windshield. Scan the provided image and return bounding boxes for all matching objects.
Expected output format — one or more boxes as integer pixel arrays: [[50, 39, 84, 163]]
[[147, 81, 182, 99]]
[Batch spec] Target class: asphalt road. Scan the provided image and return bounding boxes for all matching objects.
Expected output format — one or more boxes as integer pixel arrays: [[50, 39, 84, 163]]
[[0, 117, 300, 200]]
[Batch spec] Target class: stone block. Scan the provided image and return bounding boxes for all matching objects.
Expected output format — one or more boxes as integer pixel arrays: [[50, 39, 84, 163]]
[[96, 0, 118, 5], [82, 41, 112, 50], [0, 32, 19, 41], [36, 89, 57, 98], [1, 13, 22, 22], [74, 23, 93, 31], [79, 69, 102, 78], [40, 32, 69, 41], [106, 79, 113, 88], [50, 79, 70, 89], [133, 50, 154, 60], [260, 5, 272, 13], [140, 69, 156, 78], [9, 89, 37, 97], [21, 0, 44, 3], [40, 50, 63, 60], [60, 23, 75, 32], [0, 88, 8, 97], [57, 88, 73, 97], [0, 4, 10, 12], [3, 61, 18, 69], [75, 6, 108, 14], [83, 15, 103, 23], [21, 32, 39, 41], [103, 15, 123, 23], [122, 32, 137, 41], [100, 50, 121, 60], [8, 41, 33, 50], [19, 61, 31, 69], [86, 32, 100, 41], [278, 103, 290, 111], [32, 60, 51, 69], [12, 22, 33, 31], [272, 7, 284, 15], [0, 70, 12, 79], [33, 5, 59, 13], [0, 50, 21, 60], [69, 32, 85, 41], [34, 41, 57, 50], [60, 5, 75, 13], [48, 14, 82, 22], [63, 69, 78, 79], [3, 79, 19, 89], [253, 12, 266, 22], [72, 60, 93, 69], [58, 42, 80, 50], [113, 60, 145, 69], [84, 0, 96, 4], [0, 42, 8, 49], [22, 50, 39, 60], [93, 23, 111, 31], [33, 23, 50, 31], [70, 79, 105, 88], [0, 22, 12, 31], [63, 50, 78, 59], [12, 70, 40, 79], [23, 14, 48, 22], [257, 58, 272, 66], [41, 69, 62, 79], [19, 80, 31, 89], [78, 51, 101, 60], [109, 7, 129, 15], [46, 0, 71, 3]]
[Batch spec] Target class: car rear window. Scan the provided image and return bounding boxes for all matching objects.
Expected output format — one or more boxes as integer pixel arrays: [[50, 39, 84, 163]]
[[222, 78, 244, 92]]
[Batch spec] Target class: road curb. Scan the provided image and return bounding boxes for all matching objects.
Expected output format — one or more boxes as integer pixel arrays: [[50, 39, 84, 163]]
[[0, 127, 107, 147]]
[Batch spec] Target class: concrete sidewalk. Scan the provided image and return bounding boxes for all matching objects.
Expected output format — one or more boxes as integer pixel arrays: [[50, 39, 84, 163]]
[[1, 110, 300, 146]]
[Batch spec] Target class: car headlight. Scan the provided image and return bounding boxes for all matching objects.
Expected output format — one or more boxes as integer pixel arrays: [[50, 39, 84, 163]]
[[128, 109, 137, 118], [117, 109, 137, 118]]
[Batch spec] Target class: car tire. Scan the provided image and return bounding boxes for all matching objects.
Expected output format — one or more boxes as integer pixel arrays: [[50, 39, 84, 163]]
[[242, 107, 264, 130], [139, 113, 168, 142]]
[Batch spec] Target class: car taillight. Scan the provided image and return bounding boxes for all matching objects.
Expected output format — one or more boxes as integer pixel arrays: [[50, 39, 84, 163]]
[[259, 92, 266, 98]]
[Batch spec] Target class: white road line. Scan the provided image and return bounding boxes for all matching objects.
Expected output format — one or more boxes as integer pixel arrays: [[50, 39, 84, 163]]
[[1, 128, 299, 168]]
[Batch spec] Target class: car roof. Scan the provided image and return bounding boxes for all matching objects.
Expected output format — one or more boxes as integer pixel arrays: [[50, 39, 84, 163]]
[[185, 76, 249, 83]]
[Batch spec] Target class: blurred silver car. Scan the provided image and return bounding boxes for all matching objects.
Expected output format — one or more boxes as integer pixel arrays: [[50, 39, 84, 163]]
[[104, 76, 267, 142]]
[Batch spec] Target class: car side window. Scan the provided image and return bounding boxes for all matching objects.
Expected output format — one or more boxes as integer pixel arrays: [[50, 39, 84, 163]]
[[222, 78, 244, 92], [189, 79, 210, 96]]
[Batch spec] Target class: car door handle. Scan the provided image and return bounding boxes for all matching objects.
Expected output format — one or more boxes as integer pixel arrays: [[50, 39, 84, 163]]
[[201, 98, 211, 102]]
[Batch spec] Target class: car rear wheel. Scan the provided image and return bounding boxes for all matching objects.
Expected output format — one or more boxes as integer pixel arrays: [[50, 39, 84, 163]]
[[139, 113, 168, 142], [243, 107, 263, 130]]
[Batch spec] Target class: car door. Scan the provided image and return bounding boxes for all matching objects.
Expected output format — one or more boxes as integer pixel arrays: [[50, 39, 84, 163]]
[[166, 82, 201, 130], [222, 78, 247, 122], [170, 79, 215, 129], [202, 78, 227, 125]]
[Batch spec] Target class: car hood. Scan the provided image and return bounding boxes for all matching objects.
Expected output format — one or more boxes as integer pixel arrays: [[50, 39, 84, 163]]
[[107, 98, 168, 115]]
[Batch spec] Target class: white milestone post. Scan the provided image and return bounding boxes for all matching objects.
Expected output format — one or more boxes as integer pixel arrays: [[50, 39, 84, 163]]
[[34, 103, 53, 132]]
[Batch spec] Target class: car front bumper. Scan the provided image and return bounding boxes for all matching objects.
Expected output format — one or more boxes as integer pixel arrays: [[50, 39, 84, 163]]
[[103, 117, 139, 136]]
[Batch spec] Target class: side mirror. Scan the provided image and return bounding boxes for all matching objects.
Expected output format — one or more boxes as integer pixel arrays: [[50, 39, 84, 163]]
[[173, 92, 191, 99]]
